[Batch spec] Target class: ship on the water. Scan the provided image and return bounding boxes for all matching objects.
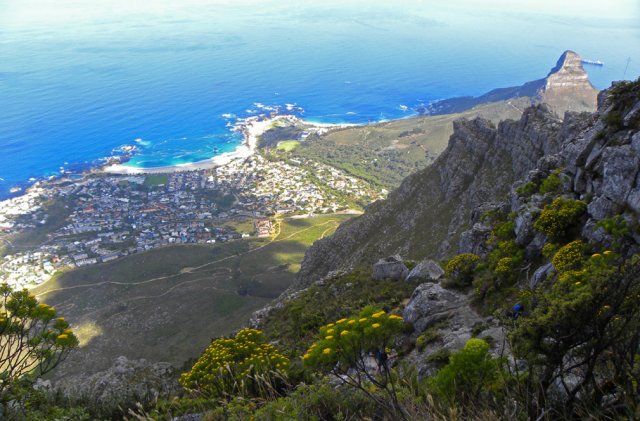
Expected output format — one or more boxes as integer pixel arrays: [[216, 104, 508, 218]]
[[582, 59, 604, 66]]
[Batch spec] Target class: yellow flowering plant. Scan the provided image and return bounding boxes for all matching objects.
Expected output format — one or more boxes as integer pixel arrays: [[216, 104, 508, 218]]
[[180, 328, 289, 400], [533, 198, 587, 240], [303, 306, 407, 419], [0, 283, 79, 404], [445, 253, 480, 286]]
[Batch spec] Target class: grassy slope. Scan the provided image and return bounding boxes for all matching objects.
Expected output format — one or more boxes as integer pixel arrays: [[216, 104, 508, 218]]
[[260, 269, 418, 356], [33, 214, 352, 379], [291, 99, 529, 189]]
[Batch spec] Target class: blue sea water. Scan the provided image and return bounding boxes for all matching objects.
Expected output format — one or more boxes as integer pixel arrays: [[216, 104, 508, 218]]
[[1, 0, 639, 199]]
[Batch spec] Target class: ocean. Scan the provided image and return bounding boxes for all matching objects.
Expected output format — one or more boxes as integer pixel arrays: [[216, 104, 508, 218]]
[[1, 0, 639, 199]]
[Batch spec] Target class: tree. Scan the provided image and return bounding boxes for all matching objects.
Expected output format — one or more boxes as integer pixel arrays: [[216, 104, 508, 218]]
[[303, 306, 407, 420], [508, 252, 640, 418], [0, 283, 78, 412]]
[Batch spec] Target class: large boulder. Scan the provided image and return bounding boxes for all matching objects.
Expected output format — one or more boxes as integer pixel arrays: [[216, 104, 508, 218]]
[[403, 283, 476, 333], [458, 223, 492, 256], [403, 283, 506, 379], [405, 260, 444, 283], [372, 255, 409, 281]]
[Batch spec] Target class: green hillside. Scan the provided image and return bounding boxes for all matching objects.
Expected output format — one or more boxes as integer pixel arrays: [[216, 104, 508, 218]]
[[32, 214, 353, 380]]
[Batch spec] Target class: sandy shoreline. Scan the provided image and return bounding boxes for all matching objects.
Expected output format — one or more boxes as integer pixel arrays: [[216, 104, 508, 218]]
[[102, 115, 351, 175]]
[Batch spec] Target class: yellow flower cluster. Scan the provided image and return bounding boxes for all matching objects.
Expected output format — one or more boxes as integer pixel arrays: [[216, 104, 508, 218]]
[[180, 328, 289, 397], [552, 240, 584, 272], [302, 308, 406, 366]]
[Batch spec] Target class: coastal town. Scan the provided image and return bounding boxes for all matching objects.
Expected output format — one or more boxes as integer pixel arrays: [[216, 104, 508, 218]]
[[0, 144, 382, 290]]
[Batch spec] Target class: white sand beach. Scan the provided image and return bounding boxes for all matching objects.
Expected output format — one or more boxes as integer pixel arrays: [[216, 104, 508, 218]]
[[102, 116, 286, 175]]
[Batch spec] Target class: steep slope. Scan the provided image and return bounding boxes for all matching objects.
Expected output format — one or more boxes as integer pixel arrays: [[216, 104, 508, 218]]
[[424, 50, 598, 117], [295, 79, 638, 289], [295, 104, 564, 287]]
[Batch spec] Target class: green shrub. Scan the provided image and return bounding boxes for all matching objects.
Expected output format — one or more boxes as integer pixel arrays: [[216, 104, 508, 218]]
[[508, 252, 640, 417], [179, 328, 289, 400], [253, 380, 377, 421], [486, 240, 524, 284], [541, 242, 562, 260], [539, 170, 564, 195], [516, 181, 538, 197], [427, 339, 503, 405], [416, 328, 441, 351], [492, 220, 515, 241], [604, 110, 623, 131], [597, 215, 630, 239], [425, 348, 451, 364], [551, 240, 585, 272], [533, 198, 587, 240], [444, 254, 480, 287]]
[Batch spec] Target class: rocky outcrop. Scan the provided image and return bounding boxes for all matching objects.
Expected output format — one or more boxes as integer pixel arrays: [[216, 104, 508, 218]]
[[55, 356, 179, 411], [462, 79, 640, 275], [402, 283, 505, 378], [405, 260, 444, 283], [372, 255, 409, 281], [422, 51, 598, 117]]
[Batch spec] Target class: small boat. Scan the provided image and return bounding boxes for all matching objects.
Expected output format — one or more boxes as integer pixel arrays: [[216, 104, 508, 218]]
[[582, 59, 604, 66]]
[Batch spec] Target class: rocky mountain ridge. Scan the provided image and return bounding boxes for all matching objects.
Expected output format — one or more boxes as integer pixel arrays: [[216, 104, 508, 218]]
[[294, 79, 638, 290]]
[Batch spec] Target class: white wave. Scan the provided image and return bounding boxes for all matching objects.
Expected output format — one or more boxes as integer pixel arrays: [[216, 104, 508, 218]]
[[345, 111, 357, 115], [221, 113, 236, 119], [399, 105, 409, 111], [0, 177, 4, 181], [133, 138, 151, 146]]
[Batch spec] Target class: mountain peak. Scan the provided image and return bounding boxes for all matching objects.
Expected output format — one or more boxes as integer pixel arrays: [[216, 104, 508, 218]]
[[547, 50, 583, 76], [540, 50, 598, 113]]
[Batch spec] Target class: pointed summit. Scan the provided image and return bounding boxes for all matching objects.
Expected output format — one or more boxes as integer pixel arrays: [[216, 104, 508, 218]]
[[539, 50, 599, 114]]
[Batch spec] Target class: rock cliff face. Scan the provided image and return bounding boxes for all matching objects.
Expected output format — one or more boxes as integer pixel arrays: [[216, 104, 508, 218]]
[[464, 80, 640, 260], [295, 79, 639, 290], [424, 50, 598, 117]]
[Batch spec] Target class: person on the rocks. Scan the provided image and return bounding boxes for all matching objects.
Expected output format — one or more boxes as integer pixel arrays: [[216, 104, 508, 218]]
[[512, 303, 523, 319]]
